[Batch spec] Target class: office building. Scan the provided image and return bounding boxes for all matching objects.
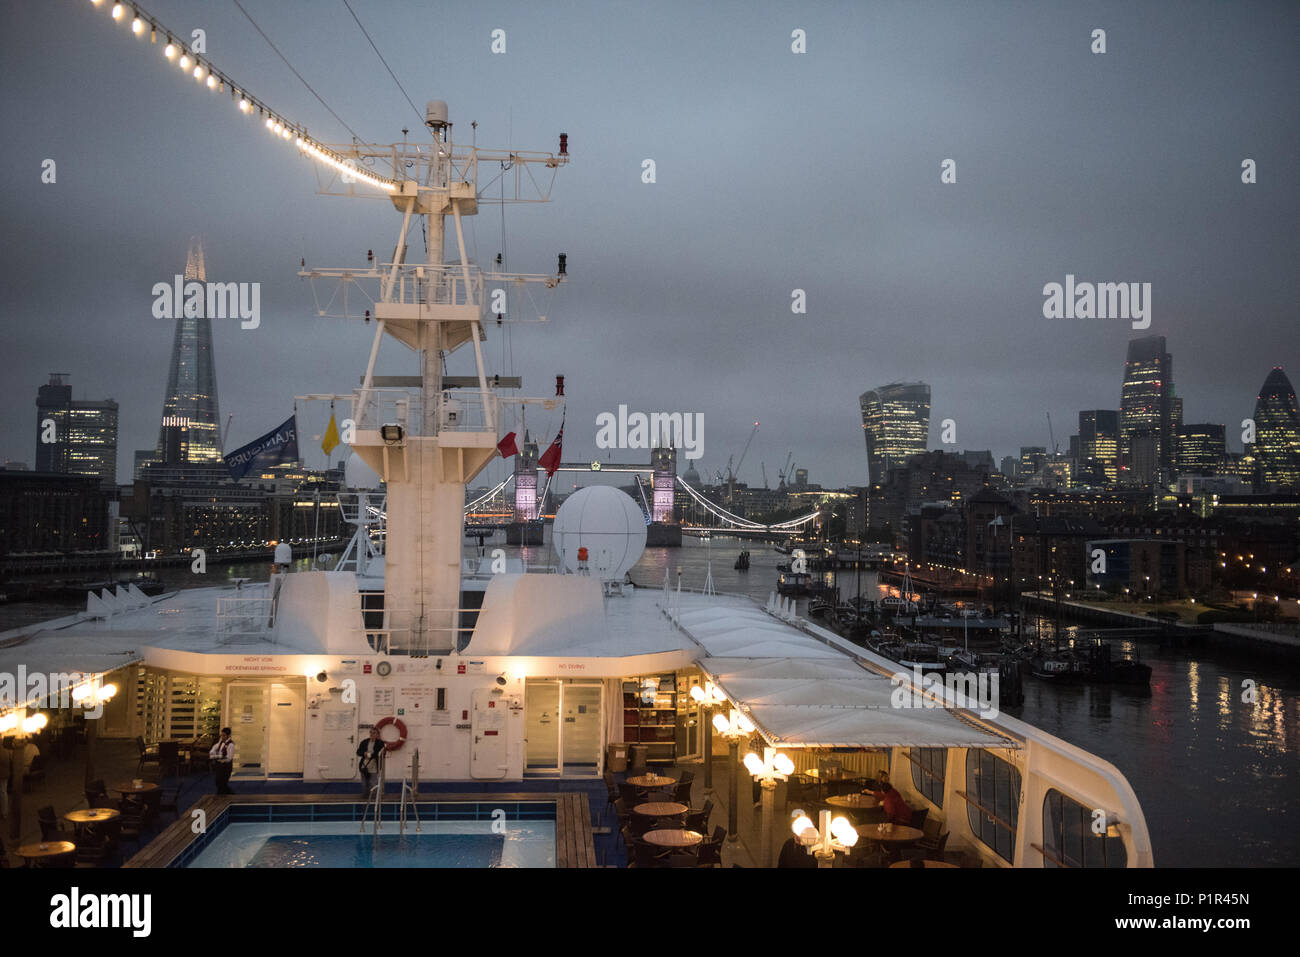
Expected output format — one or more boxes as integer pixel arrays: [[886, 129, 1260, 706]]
[[34, 373, 119, 486], [859, 382, 930, 484]]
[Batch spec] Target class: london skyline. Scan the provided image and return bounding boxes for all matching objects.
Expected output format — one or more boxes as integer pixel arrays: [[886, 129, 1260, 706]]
[[1, 0, 1296, 489]]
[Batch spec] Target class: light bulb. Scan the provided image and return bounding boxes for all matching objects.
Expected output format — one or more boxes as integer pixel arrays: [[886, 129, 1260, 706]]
[[97, 683, 118, 702], [206, 74, 217, 89], [179, 54, 191, 69], [738, 713, 755, 734], [265, 117, 274, 129], [274, 122, 283, 134], [131, 16, 143, 34], [743, 752, 763, 776], [71, 685, 93, 702], [194, 65, 205, 80], [164, 42, 176, 58], [111, 3, 123, 19], [239, 98, 250, 112], [690, 686, 705, 703], [791, 813, 814, 837], [830, 816, 858, 847], [774, 753, 794, 776], [712, 713, 728, 734]]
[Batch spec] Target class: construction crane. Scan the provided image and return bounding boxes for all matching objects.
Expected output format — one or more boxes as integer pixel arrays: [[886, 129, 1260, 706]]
[[761, 462, 768, 489], [778, 451, 793, 488], [726, 422, 759, 503], [1046, 412, 1059, 456]]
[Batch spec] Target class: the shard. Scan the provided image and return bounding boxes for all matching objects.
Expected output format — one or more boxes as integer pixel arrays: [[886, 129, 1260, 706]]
[[154, 237, 223, 465]]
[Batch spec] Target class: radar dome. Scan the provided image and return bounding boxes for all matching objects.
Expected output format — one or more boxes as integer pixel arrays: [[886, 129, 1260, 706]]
[[552, 486, 647, 581], [345, 452, 381, 490]]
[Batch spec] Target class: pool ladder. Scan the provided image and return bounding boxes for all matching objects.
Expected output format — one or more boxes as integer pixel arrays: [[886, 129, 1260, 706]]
[[363, 749, 421, 836]]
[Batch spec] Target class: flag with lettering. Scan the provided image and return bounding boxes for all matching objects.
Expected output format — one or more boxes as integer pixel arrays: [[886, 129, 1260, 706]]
[[224, 416, 299, 480]]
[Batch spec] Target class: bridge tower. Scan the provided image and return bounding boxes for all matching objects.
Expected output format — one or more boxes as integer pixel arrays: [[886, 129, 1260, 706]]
[[508, 430, 543, 544], [648, 433, 683, 546]]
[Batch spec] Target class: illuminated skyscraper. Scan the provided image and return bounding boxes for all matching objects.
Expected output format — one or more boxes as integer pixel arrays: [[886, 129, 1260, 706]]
[[859, 382, 930, 483], [1078, 410, 1119, 483], [34, 373, 119, 486], [154, 238, 222, 466], [1119, 336, 1175, 484], [1253, 367, 1300, 489], [1176, 423, 1226, 475]]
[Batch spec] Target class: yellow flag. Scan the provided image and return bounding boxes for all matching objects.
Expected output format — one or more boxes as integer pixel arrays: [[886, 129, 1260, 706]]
[[322, 413, 340, 455]]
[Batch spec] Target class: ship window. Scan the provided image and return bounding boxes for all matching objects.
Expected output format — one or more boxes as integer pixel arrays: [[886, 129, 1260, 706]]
[[908, 748, 946, 808], [1041, 789, 1128, 868], [962, 750, 1021, 863]]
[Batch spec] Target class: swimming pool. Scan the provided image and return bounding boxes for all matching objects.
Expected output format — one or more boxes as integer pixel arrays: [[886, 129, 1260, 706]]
[[174, 801, 558, 868]]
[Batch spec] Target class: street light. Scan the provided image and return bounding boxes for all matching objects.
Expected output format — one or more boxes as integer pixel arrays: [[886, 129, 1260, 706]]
[[791, 808, 858, 868], [689, 681, 727, 792], [713, 708, 754, 843], [744, 746, 794, 867]]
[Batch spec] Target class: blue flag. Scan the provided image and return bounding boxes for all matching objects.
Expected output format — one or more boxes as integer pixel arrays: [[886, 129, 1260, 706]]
[[224, 416, 299, 480]]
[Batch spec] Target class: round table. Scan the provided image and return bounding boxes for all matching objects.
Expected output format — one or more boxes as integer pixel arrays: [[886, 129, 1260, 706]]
[[17, 841, 76, 862], [867, 824, 925, 844], [890, 859, 957, 868], [65, 808, 121, 826], [643, 828, 703, 848], [633, 801, 688, 818], [626, 774, 675, 789], [826, 793, 879, 809], [112, 781, 160, 795]]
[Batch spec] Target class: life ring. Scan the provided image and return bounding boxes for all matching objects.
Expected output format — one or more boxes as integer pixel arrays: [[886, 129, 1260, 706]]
[[374, 715, 407, 751]]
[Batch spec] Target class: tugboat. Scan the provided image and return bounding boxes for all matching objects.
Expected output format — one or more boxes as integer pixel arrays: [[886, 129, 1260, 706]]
[[733, 550, 750, 571], [807, 597, 831, 618]]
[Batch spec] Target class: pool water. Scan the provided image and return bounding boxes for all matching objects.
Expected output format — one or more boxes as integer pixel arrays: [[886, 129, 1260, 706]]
[[189, 821, 556, 868]]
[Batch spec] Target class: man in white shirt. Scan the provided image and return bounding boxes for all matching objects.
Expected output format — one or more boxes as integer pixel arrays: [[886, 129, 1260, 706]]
[[209, 727, 235, 794]]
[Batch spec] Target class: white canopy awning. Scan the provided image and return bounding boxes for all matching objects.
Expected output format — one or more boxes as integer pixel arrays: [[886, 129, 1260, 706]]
[[673, 597, 1017, 751]]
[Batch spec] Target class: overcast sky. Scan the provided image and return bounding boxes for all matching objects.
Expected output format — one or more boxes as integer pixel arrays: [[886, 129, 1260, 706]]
[[1, 0, 1296, 490]]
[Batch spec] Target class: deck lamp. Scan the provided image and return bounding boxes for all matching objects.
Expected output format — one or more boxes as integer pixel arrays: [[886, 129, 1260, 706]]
[[792, 808, 858, 867], [745, 746, 795, 866], [21, 713, 48, 734], [380, 424, 404, 443], [713, 708, 753, 842], [691, 682, 726, 791]]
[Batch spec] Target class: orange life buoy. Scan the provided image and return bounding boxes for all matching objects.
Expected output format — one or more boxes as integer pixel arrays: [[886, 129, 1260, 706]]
[[374, 715, 407, 751]]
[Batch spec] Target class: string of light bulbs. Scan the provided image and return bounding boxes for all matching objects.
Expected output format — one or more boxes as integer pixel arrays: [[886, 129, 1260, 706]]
[[86, 0, 398, 193]]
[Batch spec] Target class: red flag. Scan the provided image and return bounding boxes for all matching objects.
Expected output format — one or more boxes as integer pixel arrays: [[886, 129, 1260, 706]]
[[496, 431, 518, 459], [538, 427, 563, 476]]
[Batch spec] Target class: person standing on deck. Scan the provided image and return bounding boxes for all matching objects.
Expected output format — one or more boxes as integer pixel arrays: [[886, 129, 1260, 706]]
[[210, 728, 235, 795], [357, 727, 385, 798]]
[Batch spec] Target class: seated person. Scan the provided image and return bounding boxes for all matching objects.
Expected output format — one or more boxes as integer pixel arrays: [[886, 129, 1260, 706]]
[[865, 769, 912, 826], [777, 835, 818, 868]]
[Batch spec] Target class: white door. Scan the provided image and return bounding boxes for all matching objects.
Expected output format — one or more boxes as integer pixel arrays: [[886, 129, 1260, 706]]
[[225, 682, 269, 777], [315, 693, 358, 780], [470, 688, 509, 779], [267, 681, 304, 775]]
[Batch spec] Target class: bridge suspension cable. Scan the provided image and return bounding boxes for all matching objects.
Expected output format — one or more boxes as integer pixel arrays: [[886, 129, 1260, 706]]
[[464, 475, 513, 513], [675, 476, 820, 531]]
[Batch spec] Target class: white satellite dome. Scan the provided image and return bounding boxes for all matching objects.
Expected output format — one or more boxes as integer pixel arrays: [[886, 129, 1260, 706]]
[[552, 486, 647, 581], [344, 452, 381, 490]]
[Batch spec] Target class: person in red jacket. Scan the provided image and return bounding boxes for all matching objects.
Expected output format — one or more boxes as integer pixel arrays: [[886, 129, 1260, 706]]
[[867, 770, 912, 826]]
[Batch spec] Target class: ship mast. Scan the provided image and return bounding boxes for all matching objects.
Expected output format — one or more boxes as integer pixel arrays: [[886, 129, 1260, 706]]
[[301, 102, 568, 655]]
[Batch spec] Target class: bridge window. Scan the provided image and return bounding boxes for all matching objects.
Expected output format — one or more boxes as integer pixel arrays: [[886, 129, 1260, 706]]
[[961, 750, 1020, 863], [1040, 789, 1128, 868], [907, 748, 946, 808]]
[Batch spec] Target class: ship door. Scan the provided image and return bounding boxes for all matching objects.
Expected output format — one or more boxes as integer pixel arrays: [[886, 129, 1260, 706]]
[[224, 682, 269, 778], [315, 690, 358, 780], [267, 680, 305, 775], [470, 688, 509, 779]]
